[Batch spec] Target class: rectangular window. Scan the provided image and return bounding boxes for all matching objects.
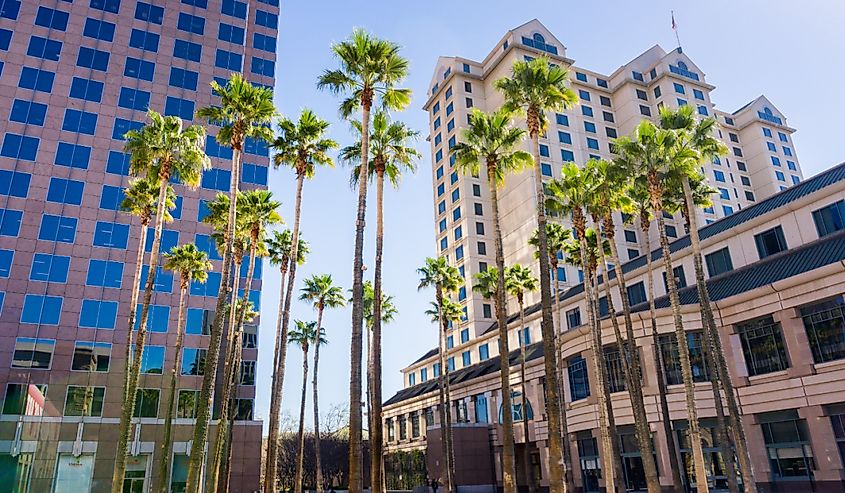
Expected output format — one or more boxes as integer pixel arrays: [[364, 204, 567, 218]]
[[639, 105, 651, 117], [79, 300, 118, 329], [190, 271, 221, 297], [39, 215, 76, 243], [27, 36, 62, 61], [136, 345, 165, 374], [90, 0, 120, 13], [251, 56, 275, 77], [568, 356, 590, 400], [83, 18, 115, 41], [173, 39, 202, 62], [0, 0, 21, 20], [181, 348, 207, 375], [29, 254, 69, 283], [759, 410, 814, 479], [813, 200, 845, 238], [177, 12, 205, 34], [123, 57, 154, 81], [164, 96, 195, 120], [704, 247, 732, 277], [754, 226, 787, 259], [1, 133, 39, 161], [462, 351, 471, 367], [21, 295, 62, 325], [566, 307, 581, 329], [118, 87, 151, 111], [86, 259, 124, 288], [129, 29, 159, 51], [253, 32, 275, 53], [133, 389, 160, 418], [169, 68, 198, 91], [177, 390, 199, 418], [18, 67, 54, 93], [72, 341, 111, 372], [53, 143, 91, 170], [77, 47, 109, 71], [0, 249, 12, 277], [69, 77, 104, 103], [556, 113, 569, 126], [64, 386, 105, 417], [801, 297, 845, 364], [586, 138, 599, 150], [12, 337, 55, 369], [626, 281, 646, 306], [47, 178, 84, 205], [737, 316, 789, 376], [215, 49, 242, 71], [93, 222, 130, 249], [0, 208, 23, 236], [255, 9, 277, 28], [62, 109, 98, 135], [134, 2, 164, 24], [240, 360, 256, 385], [9, 100, 47, 126], [0, 170, 30, 198], [201, 168, 232, 191], [242, 163, 269, 185], [134, 305, 169, 333], [582, 106, 593, 117], [658, 331, 709, 385], [186, 308, 214, 335]]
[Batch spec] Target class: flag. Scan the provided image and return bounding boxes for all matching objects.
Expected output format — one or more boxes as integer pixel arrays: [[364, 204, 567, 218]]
[[672, 11, 677, 31]]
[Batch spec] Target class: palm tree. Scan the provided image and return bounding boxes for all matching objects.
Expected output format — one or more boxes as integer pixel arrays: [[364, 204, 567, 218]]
[[289, 320, 322, 493], [504, 264, 539, 493], [628, 177, 685, 492], [300, 274, 347, 493], [417, 257, 462, 493], [156, 244, 212, 493], [585, 158, 661, 493], [266, 109, 337, 486], [496, 58, 579, 493], [113, 110, 209, 493], [318, 30, 411, 493], [452, 108, 531, 493], [660, 106, 753, 492], [214, 190, 282, 489], [188, 74, 276, 493], [616, 120, 710, 493], [120, 177, 176, 399], [265, 229, 309, 492], [343, 111, 419, 484], [546, 166, 620, 492]]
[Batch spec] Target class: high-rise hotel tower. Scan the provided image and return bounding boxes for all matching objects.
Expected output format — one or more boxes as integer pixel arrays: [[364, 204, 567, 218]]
[[0, 1, 278, 491]]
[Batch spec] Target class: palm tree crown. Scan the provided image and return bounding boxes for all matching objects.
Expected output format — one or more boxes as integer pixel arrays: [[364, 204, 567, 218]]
[[238, 189, 283, 240], [343, 111, 420, 187], [272, 109, 338, 178], [196, 73, 276, 150], [417, 257, 462, 294], [121, 177, 176, 225], [424, 298, 463, 325], [362, 280, 398, 328], [451, 109, 532, 185], [124, 110, 210, 184], [505, 264, 539, 306], [266, 229, 309, 269], [472, 267, 502, 300], [300, 274, 347, 312], [163, 244, 212, 286], [289, 320, 319, 353]]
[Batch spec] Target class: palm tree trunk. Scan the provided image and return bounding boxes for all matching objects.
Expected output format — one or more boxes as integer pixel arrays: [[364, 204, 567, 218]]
[[488, 163, 517, 493], [370, 169, 386, 493], [527, 123, 566, 493], [207, 257, 243, 493], [113, 169, 171, 493], [295, 345, 310, 493], [575, 219, 616, 493], [435, 289, 454, 493], [348, 101, 372, 493], [551, 260, 574, 492], [650, 176, 709, 493], [681, 178, 754, 492], [187, 141, 243, 493], [266, 261, 290, 493], [266, 172, 307, 493], [518, 301, 535, 493], [640, 214, 684, 493], [124, 219, 149, 401], [157, 279, 189, 493], [603, 221, 661, 493], [313, 305, 326, 493]]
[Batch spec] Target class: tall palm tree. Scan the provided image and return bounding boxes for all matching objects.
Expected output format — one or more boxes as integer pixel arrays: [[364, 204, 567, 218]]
[[300, 274, 347, 493], [265, 229, 309, 490], [343, 111, 419, 486], [214, 190, 282, 490], [452, 109, 532, 493], [505, 264, 539, 493], [289, 320, 323, 493], [586, 158, 661, 493], [496, 58, 579, 493], [546, 166, 620, 492], [188, 74, 276, 493], [266, 110, 337, 486], [120, 177, 176, 399], [616, 120, 710, 493], [318, 30, 411, 493], [660, 106, 753, 492], [113, 110, 209, 493], [417, 257, 462, 493], [628, 177, 685, 492], [528, 222, 573, 488], [156, 244, 212, 493]]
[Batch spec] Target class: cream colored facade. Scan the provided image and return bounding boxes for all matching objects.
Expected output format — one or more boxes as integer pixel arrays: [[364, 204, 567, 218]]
[[416, 20, 804, 382]]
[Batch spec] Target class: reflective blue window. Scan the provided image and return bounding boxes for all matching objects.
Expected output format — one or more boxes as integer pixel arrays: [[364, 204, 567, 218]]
[[0, 170, 29, 198], [242, 163, 268, 185], [255, 9, 277, 27], [0, 209, 22, 236], [99, 185, 125, 210], [201, 168, 231, 191], [195, 234, 222, 260], [191, 271, 221, 296], [129, 29, 159, 51], [145, 228, 178, 253], [251, 57, 274, 77], [0, 249, 12, 277], [556, 113, 569, 126], [83, 18, 115, 41], [561, 149, 575, 162], [118, 87, 151, 111], [39, 215, 77, 243], [253, 33, 275, 53], [693, 89, 704, 100], [18, 67, 55, 93], [0, 0, 21, 19], [772, 156, 781, 167], [541, 163, 552, 177], [578, 89, 591, 101], [140, 265, 173, 293], [186, 308, 211, 335], [134, 305, 170, 332], [76, 47, 109, 71], [93, 222, 130, 249], [90, 0, 120, 14], [1, 134, 39, 161], [173, 40, 202, 62], [586, 138, 599, 150], [27, 36, 62, 61], [164, 96, 195, 120], [584, 121, 596, 133], [36, 8, 70, 31], [62, 109, 98, 135], [54, 143, 91, 168], [79, 300, 118, 329], [69, 77, 104, 102], [138, 345, 165, 373], [107, 151, 131, 175], [219, 23, 245, 44], [197, 200, 211, 222], [134, 2, 164, 24], [539, 144, 550, 157], [215, 49, 242, 71], [29, 254, 70, 283], [124, 57, 154, 81], [582, 106, 593, 117], [169, 68, 198, 90], [9, 100, 47, 126], [86, 259, 124, 288], [113, 118, 143, 140], [183, 0, 208, 6], [177, 12, 205, 34], [776, 171, 785, 182], [714, 170, 726, 182], [21, 295, 62, 325], [674, 82, 685, 94], [47, 178, 84, 205]]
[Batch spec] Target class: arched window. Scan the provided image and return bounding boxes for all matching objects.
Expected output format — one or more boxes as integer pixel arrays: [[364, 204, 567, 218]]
[[677, 60, 688, 70], [533, 33, 546, 44], [764, 107, 773, 115], [498, 391, 534, 423]]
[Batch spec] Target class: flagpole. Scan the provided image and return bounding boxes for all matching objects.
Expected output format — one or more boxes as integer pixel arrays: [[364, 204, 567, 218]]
[[671, 10, 682, 49]]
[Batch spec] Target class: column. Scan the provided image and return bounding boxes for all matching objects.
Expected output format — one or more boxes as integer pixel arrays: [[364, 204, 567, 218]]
[[774, 308, 815, 378]]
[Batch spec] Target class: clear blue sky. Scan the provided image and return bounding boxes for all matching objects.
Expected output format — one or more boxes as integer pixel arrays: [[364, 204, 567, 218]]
[[257, 0, 844, 429]]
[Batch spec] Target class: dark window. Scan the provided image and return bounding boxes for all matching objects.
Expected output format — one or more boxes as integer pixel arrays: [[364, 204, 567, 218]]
[[18, 67, 55, 93], [124, 57, 154, 81], [173, 40, 202, 62], [133, 389, 159, 418], [801, 296, 845, 364], [813, 200, 845, 238], [754, 226, 788, 259], [90, 0, 120, 14], [567, 356, 590, 401], [604, 345, 627, 393], [129, 29, 159, 51], [704, 247, 732, 277], [658, 331, 710, 385], [475, 222, 484, 235], [223, 0, 248, 19], [35, 7, 69, 31], [662, 265, 687, 292], [626, 282, 647, 306], [566, 308, 581, 329], [27, 36, 62, 61], [675, 419, 730, 489], [577, 433, 601, 492], [737, 316, 789, 376], [134, 2, 164, 24], [177, 12, 205, 34], [83, 18, 115, 41], [77, 47, 109, 71], [759, 410, 815, 479]]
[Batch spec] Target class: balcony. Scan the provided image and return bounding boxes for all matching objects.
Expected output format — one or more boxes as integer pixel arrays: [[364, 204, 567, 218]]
[[758, 111, 783, 125], [669, 64, 700, 81]]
